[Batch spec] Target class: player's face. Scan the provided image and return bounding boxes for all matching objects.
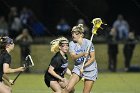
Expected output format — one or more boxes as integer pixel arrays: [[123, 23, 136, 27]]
[[60, 43, 69, 53], [8, 43, 14, 51], [71, 31, 81, 42]]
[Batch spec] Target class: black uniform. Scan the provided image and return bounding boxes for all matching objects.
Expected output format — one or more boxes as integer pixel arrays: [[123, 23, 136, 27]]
[[0, 50, 11, 82], [19, 37, 31, 73], [107, 34, 118, 72], [123, 38, 136, 69], [44, 52, 68, 87]]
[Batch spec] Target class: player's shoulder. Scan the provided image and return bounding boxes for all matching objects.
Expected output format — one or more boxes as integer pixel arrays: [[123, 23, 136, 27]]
[[69, 40, 76, 45], [69, 40, 74, 44], [83, 38, 94, 46], [52, 52, 61, 60], [83, 38, 91, 43]]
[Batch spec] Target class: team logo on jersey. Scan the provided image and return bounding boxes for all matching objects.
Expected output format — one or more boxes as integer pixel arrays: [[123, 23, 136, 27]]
[[61, 63, 68, 68]]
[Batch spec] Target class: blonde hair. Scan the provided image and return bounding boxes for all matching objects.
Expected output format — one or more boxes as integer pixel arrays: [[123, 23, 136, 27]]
[[71, 24, 84, 33], [50, 37, 68, 53]]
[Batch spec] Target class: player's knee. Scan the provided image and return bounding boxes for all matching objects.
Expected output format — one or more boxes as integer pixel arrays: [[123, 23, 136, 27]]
[[65, 86, 73, 92], [70, 88, 75, 93]]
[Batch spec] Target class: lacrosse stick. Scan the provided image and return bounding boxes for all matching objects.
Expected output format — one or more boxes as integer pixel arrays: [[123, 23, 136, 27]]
[[80, 18, 103, 74], [12, 55, 34, 84]]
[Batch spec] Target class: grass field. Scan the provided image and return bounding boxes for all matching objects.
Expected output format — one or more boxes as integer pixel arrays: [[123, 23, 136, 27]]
[[7, 43, 140, 93], [10, 44, 140, 72], [9, 73, 140, 93]]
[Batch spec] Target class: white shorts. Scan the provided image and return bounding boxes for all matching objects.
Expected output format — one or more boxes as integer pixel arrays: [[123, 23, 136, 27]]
[[72, 62, 98, 81]]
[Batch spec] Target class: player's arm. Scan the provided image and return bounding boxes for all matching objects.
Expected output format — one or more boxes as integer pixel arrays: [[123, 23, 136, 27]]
[[3, 63, 25, 73], [48, 65, 64, 81], [69, 42, 87, 60], [70, 52, 86, 61], [15, 34, 23, 41], [84, 51, 96, 68]]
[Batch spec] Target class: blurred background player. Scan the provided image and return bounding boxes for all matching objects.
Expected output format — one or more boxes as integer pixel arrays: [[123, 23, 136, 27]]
[[123, 31, 137, 71], [56, 18, 71, 36], [15, 28, 33, 73], [107, 28, 118, 72], [113, 14, 129, 41]]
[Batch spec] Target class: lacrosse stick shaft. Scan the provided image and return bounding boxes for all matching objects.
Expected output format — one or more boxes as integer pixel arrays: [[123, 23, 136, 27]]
[[12, 71, 22, 84], [12, 55, 34, 84], [12, 66, 31, 84], [81, 18, 103, 73], [81, 33, 95, 69]]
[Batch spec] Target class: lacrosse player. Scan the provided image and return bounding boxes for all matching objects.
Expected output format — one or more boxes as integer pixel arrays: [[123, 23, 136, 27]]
[[44, 37, 74, 93], [0, 36, 25, 93], [63, 24, 98, 93]]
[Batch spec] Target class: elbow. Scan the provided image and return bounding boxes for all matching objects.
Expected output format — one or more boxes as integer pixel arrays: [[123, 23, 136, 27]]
[[71, 56, 77, 61], [48, 68, 53, 74], [71, 57, 75, 61]]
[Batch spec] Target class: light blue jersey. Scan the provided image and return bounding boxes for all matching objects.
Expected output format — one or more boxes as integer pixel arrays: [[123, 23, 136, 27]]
[[69, 38, 94, 65], [69, 38, 98, 81]]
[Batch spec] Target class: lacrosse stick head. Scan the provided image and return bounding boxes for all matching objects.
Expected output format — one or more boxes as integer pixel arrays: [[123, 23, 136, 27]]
[[24, 55, 34, 68], [91, 18, 103, 34]]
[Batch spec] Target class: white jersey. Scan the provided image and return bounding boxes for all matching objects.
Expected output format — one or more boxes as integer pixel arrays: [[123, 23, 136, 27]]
[[69, 38, 95, 65], [69, 38, 98, 79]]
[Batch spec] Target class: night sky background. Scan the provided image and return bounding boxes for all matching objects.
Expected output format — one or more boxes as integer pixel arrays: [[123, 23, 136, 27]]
[[0, 0, 140, 36]]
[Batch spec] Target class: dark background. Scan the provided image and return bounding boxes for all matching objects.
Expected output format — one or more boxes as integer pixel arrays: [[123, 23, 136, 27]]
[[0, 0, 140, 36]]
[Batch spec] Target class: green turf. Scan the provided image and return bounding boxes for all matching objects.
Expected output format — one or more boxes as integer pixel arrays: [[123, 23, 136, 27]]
[[7, 43, 140, 93], [9, 73, 140, 93], [10, 44, 140, 72]]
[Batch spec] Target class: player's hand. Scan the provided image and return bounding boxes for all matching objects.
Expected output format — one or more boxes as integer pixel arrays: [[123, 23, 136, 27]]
[[18, 67, 25, 72], [9, 79, 14, 85], [81, 77, 85, 81], [60, 78, 66, 82], [84, 52, 89, 57], [84, 52, 90, 58]]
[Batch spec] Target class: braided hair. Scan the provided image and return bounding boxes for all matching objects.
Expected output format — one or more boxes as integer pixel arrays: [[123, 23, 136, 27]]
[[71, 24, 84, 33], [71, 24, 85, 38], [50, 37, 69, 53]]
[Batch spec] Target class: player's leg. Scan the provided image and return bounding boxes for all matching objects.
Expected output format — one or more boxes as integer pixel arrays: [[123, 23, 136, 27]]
[[108, 53, 112, 70], [0, 82, 11, 93], [59, 78, 75, 93], [83, 79, 94, 93], [62, 73, 80, 93], [50, 81, 62, 93], [59, 78, 68, 88], [82, 63, 98, 93], [4, 83, 12, 93]]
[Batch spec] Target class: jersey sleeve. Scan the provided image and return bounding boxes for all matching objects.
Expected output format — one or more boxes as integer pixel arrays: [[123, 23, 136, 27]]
[[86, 40, 94, 52], [50, 56, 60, 69], [69, 41, 75, 53], [90, 42, 95, 52], [3, 54, 11, 64]]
